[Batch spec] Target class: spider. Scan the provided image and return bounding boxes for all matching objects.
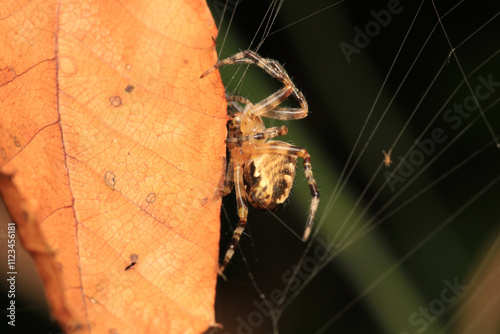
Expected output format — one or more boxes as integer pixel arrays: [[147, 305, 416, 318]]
[[201, 50, 320, 275]]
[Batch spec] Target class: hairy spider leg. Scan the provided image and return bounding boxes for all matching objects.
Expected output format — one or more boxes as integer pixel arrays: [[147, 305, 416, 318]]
[[248, 86, 308, 120], [255, 142, 320, 241], [227, 95, 252, 107], [227, 92, 307, 122], [226, 126, 288, 146], [226, 95, 250, 115], [202, 51, 308, 120], [222, 159, 234, 196], [219, 164, 248, 275]]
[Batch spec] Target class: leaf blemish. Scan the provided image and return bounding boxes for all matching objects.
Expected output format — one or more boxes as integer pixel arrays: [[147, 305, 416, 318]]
[[124, 84, 135, 93], [146, 193, 156, 203], [104, 171, 116, 188], [125, 254, 138, 271], [0, 66, 16, 86], [109, 96, 122, 107]]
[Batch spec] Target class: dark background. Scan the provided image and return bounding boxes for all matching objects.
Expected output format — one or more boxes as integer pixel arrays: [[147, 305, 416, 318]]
[[209, 0, 500, 333]]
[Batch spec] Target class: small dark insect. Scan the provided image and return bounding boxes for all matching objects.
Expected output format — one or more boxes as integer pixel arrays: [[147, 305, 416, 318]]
[[124, 254, 138, 271], [201, 51, 320, 275]]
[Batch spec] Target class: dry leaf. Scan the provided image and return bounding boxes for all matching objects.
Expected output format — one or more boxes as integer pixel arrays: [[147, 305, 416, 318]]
[[0, 0, 227, 333]]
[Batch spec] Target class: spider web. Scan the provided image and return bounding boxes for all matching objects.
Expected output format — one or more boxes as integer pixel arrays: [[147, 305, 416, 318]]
[[209, 0, 500, 333]]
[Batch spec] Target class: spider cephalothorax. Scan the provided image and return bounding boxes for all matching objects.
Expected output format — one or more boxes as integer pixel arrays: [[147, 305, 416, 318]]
[[201, 51, 320, 275]]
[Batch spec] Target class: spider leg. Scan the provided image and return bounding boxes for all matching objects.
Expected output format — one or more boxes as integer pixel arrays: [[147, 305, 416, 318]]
[[227, 95, 253, 106], [226, 125, 288, 146], [219, 164, 248, 275], [228, 92, 307, 120], [255, 142, 320, 241], [222, 159, 234, 196], [201, 50, 290, 83], [227, 95, 252, 114], [258, 107, 308, 120], [202, 51, 308, 120], [248, 86, 308, 120]]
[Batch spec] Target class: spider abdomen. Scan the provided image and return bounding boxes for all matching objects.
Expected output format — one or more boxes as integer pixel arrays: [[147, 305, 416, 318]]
[[243, 153, 297, 211]]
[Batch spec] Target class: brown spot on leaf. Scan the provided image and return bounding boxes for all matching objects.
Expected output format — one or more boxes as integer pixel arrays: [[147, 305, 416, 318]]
[[95, 283, 105, 292], [146, 192, 156, 203], [0, 66, 16, 86], [14, 136, 21, 147], [125, 254, 138, 271], [124, 84, 135, 93], [109, 96, 122, 107], [104, 171, 115, 188]]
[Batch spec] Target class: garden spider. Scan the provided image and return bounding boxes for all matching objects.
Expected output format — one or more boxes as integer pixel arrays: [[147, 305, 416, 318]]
[[201, 51, 320, 275]]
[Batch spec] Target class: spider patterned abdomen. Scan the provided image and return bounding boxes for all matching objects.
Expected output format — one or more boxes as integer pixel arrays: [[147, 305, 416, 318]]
[[243, 147, 298, 211]]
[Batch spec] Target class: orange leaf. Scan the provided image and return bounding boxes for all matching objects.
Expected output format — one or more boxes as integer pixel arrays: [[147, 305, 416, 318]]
[[0, 0, 226, 333]]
